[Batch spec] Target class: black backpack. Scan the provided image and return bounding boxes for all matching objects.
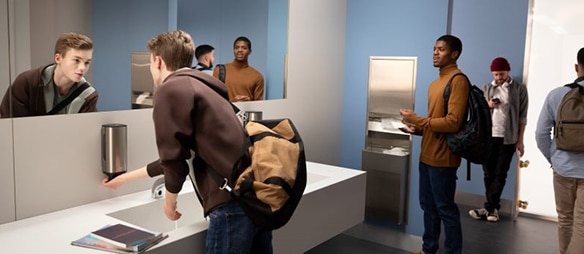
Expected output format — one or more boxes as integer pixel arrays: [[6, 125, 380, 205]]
[[217, 64, 226, 83], [443, 73, 493, 180]]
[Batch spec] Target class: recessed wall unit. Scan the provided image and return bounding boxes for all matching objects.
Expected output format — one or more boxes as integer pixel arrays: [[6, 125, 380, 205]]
[[362, 56, 417, 225]]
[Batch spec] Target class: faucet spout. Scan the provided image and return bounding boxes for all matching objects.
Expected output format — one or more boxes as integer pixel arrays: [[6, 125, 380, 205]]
[[151, 177, 165, 199]]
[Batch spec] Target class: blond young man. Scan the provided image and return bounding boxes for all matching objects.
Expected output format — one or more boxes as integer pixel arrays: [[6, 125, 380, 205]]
[[104, 31, 272, 254], [0, 32, 98, 118]]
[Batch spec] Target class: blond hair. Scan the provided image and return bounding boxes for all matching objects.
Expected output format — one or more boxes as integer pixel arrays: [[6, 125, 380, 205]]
[[54, 32, 93, 57], [147, 30, 195, 71]]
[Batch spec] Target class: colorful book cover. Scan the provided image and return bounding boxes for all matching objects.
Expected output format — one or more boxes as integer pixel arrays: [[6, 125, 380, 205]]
[[72, 225, 167, 253], [90, 223, 162, 251]]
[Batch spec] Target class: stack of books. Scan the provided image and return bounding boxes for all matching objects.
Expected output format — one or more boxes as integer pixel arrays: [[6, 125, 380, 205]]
[[71, 223, 168, 253]]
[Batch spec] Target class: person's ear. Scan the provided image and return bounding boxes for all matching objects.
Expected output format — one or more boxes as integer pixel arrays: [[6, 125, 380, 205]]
[[451, 51, 459, 60], [156, 56, 163, 70], [575, 63, 579, 74], [54, 53, 62, 64]]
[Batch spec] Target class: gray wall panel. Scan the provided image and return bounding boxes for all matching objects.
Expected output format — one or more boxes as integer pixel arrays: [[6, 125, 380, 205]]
[[0, 119, 15, 224], [13, 110, 158, 219]]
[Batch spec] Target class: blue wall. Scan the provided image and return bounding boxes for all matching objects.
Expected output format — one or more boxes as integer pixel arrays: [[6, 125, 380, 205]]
[[176, 0, 287, 100], [177, 0, 268, 80], [93, 0, 169, 111], [93, 0, 287, 111], [451, 0, 529, 207], [342, 0, 529, 236]]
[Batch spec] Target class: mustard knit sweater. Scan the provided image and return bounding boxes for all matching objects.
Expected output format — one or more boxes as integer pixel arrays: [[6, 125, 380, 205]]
[[213, 61, 264, 102], [412, 64, 469, 168]]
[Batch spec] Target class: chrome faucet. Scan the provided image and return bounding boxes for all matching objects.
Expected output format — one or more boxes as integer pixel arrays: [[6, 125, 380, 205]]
[[151, 177, 165, 199]]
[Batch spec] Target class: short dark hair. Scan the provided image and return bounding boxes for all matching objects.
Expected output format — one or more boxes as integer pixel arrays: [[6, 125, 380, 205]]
[[195, 44, 214, 60], [233, 36, 252, 50], [437, 35, 463, 59], [578, 47, 584, 66]]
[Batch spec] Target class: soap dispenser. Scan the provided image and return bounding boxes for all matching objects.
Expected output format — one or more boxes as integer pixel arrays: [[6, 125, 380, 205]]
[[243, 111, 263, 126], [101, 123, 127, 180]]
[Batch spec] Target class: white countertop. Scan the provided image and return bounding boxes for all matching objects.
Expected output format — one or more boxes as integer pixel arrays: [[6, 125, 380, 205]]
[[0, 162, 364, 253]]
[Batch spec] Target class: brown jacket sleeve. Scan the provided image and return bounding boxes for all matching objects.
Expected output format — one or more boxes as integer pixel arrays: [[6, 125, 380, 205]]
[[152, 82, 193, 194]]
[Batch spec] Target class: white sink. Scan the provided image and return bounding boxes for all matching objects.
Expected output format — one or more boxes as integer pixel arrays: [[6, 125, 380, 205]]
[[107, 172, 329, 233], [107, 191, 205, 233]]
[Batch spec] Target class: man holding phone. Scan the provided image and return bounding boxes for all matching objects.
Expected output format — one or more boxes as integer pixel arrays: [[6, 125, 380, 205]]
[[468, 57, 529, 222]]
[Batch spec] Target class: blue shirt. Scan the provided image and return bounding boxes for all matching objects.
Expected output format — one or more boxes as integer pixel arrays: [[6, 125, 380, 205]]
[[535, 79, 584, 178]]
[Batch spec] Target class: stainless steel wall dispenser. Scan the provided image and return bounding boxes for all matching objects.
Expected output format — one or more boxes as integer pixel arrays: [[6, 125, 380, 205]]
[[244, 111, 263, 126], [362, 56, 417, 225], [101, 123, 128, 180]]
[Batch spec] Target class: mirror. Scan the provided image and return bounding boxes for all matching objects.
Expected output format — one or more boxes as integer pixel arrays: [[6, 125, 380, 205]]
[[4, 0, 288, 117]]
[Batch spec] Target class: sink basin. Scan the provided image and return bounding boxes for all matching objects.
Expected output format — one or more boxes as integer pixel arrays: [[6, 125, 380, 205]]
[[307, 172, 328, 185], [107, 172, 329, 233], [107, 191, 206, 233]]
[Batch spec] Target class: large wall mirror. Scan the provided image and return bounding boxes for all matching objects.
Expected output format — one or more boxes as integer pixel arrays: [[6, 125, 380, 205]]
[[3, 0, 288, 117]]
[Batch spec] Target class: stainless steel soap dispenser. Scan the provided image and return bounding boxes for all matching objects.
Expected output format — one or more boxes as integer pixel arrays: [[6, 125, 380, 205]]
[[243, 111, 263, 126], [101, 123, 127, 180]]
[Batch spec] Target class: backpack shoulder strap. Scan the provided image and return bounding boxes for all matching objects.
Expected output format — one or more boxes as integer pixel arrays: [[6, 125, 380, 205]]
[[564, 82, 584, 94], [217, 64, 226, 83], [443, 72, 469, 115], [47, 82, 90, 115]]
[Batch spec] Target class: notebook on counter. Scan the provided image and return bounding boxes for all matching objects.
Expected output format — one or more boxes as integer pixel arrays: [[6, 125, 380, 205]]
[[71, 224, 167, 253]]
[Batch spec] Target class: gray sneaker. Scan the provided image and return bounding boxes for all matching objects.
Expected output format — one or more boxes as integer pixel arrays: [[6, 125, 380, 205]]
[[487, 209, 499, 222], [469, 208, 488, 220]]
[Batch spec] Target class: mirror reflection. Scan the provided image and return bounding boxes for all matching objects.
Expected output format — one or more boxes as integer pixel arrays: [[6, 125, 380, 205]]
[[4, 0, 288, 117]]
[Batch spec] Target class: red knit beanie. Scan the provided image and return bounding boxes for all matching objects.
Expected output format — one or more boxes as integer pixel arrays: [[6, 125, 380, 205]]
[[490, 57, 510, 72]]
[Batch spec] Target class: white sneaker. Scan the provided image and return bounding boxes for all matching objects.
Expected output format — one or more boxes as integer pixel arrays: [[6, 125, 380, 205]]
[[487, 209, 499, 222], [469, 208, 488, 220]]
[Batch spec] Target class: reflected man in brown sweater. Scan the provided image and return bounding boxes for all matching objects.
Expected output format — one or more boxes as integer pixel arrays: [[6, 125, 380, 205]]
[[213, 36, 264, 102], [401, 35, 468, 254]]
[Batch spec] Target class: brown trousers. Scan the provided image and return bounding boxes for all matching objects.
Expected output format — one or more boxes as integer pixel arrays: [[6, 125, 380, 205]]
[[553, 171, 584, 254]]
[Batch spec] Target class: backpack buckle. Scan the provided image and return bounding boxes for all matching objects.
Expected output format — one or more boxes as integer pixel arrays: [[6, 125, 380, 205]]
[[219, 178, 232, 192]]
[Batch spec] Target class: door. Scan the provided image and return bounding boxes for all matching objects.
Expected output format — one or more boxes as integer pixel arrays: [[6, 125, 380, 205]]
[[519, 0, 584, 219]]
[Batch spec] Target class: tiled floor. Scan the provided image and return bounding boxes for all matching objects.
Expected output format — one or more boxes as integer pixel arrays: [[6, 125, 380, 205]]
[[306, 206, 559, 254]]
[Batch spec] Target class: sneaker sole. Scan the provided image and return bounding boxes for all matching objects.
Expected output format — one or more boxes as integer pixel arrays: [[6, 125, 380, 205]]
[[468, 210, 485, 220], [487, 217, 499, 222]]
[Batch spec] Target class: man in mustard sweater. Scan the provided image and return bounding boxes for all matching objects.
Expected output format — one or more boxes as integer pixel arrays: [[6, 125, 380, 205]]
[[213, 36, 264, 102], [401, 34, 469, 254]]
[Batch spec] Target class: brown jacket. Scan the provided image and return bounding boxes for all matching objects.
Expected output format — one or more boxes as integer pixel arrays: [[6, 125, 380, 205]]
[[146, 69, 245, 215], [411, 64, 469, 168], [0, 64, 98, 118]]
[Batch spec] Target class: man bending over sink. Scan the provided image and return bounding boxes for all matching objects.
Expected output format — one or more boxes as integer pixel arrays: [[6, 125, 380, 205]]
[[103, 30, 273, 254]]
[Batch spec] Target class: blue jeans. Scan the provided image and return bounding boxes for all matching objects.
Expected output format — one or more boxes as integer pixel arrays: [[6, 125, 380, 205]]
[[419, 162, 462, 254], [206, 202, 273, 254]]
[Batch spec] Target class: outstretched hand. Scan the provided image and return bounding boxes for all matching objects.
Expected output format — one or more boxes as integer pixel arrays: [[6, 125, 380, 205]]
[[234, 95, 251, 102], [101, 166, 149, 189], [102, 174, 127, 189]]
